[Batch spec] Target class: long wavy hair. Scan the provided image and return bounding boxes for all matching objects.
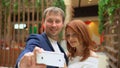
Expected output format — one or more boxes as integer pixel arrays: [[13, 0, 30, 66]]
[[65, 20, 96, 61]]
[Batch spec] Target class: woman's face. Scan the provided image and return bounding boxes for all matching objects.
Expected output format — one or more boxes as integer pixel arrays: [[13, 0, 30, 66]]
[[66, 27, 80, 48]]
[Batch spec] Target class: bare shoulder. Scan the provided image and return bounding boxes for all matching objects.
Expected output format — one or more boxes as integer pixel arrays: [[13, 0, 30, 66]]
[[90, 50, 99, 58]]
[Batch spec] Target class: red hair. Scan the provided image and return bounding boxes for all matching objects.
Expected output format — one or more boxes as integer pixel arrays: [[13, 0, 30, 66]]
[[65, 20, 96, 61]]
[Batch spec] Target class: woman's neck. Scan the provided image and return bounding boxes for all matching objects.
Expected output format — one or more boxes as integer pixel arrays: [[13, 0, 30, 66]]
[[75, 48, 83, 56]]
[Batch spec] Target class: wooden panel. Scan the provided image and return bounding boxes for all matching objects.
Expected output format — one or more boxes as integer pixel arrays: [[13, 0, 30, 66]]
[[104, 8, 120, 68], [0, 0, 55, 67]]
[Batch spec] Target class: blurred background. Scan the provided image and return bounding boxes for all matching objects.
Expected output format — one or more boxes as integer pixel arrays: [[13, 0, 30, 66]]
[[0, 0, 120, 68]]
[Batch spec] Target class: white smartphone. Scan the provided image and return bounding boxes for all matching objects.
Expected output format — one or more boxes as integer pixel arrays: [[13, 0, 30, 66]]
[[36, 51, 65, 67]]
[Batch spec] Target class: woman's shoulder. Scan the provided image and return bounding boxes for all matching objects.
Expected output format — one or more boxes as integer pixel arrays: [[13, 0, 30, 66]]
[[68, 57, 98, 68], [90, 50, 99, 58]]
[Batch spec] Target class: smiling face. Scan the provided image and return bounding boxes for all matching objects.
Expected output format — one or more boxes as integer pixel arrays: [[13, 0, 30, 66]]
[[65, 20, 95, 60], [44, 12, 64, 40], [66, 27, 81, 48]]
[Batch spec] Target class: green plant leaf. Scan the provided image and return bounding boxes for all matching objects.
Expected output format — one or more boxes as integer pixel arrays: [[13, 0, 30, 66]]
[[98, 0, 120, 34], [13, 2, 18, 13]]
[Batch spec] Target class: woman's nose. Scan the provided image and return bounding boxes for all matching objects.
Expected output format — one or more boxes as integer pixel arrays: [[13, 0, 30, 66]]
[[69, 36, 73, 40]]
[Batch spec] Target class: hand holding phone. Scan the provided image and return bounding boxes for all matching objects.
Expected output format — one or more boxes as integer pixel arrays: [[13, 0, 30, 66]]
[[36, 51, 65, 67]]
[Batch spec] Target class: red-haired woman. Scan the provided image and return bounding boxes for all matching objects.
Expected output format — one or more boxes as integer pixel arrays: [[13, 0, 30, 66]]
[[65, 19, 99, 68]]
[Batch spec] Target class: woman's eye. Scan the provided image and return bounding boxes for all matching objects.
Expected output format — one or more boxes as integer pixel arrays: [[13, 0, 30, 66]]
[[66, 34, 70, 37], [73, 34, 78, 37], [66, 33, 78, 38]]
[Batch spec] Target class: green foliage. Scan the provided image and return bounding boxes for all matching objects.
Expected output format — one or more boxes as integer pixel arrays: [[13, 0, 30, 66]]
[[35, 0, 41, 9], [13, 1, 18, 13], [2, 0, 10, 8], [43, 0, 47, 9], [52, 0, 66, 12], [23, 0, 29, 7], [98, 0, 120, 34], [2, 0, 10, 14], [2, 0, 18, 13]]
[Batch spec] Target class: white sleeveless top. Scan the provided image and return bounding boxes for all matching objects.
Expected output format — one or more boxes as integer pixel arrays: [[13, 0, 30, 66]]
[[68, 56, 98, 68]]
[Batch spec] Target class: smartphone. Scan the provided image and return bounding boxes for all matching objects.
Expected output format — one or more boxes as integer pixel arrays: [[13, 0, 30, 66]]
[[36, 51, 65, 67]]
